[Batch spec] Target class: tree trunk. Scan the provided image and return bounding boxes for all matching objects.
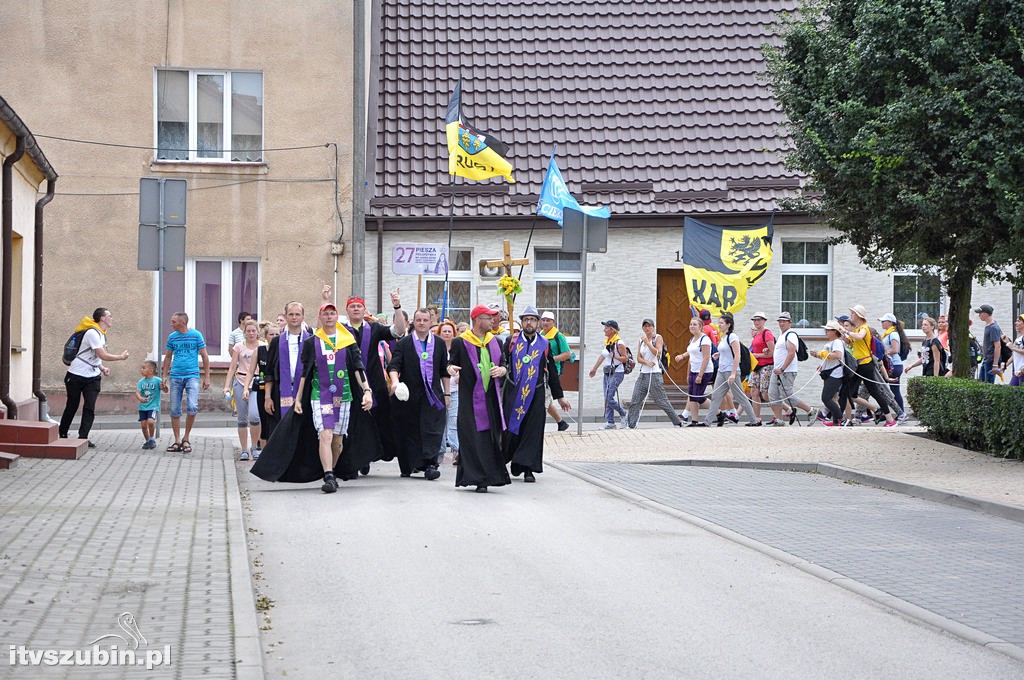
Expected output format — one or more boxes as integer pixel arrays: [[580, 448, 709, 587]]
[[945, 266, 975, 378]]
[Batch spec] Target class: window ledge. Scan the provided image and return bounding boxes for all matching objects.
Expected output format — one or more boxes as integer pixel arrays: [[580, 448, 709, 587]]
[[149, 160, 269, 175]]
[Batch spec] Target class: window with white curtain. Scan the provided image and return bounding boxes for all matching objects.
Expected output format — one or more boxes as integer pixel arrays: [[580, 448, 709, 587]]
[[156, 69, 263, 162], [535, 248, 581, 338]]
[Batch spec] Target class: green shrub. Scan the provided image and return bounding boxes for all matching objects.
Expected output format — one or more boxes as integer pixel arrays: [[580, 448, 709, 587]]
[[907, 377, 1024, 459]]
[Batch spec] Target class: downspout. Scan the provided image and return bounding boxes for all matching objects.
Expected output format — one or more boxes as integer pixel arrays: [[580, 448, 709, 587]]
[[1, 134, 26, 418], [376, 217, 384, 312], [33, 177, 56, 419]]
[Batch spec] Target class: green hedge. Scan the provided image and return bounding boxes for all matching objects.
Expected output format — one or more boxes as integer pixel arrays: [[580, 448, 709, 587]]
[[906, 377, 1024, 460]]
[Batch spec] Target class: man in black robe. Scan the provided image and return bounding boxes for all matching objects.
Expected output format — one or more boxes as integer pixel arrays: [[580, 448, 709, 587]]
[[263, 300, 310, 429], [338, 291, 407, 478], [447, 305, 511, 493], [502, 306, 571, 482], [387, 308, 450, 480], [251, 302, 373, 492]]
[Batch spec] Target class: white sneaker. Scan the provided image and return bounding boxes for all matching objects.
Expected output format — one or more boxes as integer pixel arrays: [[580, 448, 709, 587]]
[[239, 449, 250, 461], [251, 449, 261, 460], [620, 414, 628, 429], [603, 423, 616, 430]]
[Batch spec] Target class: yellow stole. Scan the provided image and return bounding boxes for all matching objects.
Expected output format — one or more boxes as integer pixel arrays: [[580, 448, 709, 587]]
[[314, 325, 355, 350]]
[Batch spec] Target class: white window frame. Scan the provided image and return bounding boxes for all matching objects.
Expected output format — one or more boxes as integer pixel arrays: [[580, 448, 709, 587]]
[[421, 248, 474, 325], [535, 248, 582, 342], [779, 240, 831, 334], [154, 68, 264, 163], [893, 271, 943, 339], [151, 258, 261, 362]]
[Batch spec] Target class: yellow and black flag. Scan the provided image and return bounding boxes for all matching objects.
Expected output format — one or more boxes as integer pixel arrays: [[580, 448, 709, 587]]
[[445, 80, 515, 183], [682, 216, 774, 316]]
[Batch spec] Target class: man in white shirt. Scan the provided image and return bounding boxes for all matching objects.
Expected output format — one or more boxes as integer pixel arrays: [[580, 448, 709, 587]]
[[768, 312, 813, 425], [58, 307, 130, 446]]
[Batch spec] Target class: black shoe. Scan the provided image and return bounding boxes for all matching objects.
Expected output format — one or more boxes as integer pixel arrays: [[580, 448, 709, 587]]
[[400, 472, 412, 478], [475, 486, 488, 493], [86, 440, 97, 449], [523, 470, 535, 483], [556, 420, 569, 432], [716, 412, 725, 426], [424, 465, 440, 481], [687, 422, 707, 427], [726, 413, 739, 424], [788, 410, 797, 426], [745, 421, 763, 427], [321, 473, 338, 494], [359, 465, 370, 475]]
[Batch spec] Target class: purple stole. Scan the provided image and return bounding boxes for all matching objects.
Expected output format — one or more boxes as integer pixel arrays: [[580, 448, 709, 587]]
[[278, 328, 310, 415], [507, 333, 549, 435], [413, 333, 445, 410], [345, 322, 376, 406], [462, 337, 506, 432], [313, 336, 349, 429]]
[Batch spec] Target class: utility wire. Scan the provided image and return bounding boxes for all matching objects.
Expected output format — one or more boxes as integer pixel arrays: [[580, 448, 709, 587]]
[[33, 133, 331, 154]]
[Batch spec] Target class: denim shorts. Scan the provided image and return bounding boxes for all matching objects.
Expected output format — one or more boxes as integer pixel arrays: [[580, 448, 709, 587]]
[[169, 377, 200, 418], [138, 409, 157, 422]]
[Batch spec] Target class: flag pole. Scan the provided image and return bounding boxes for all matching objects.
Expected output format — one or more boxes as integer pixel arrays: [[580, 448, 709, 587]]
[[442, 173, 456, 320]]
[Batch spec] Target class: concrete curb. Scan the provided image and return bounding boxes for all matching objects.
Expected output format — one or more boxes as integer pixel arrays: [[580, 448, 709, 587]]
[[550, 459, 1024, 664], [644, 459, 1024, 524], [223, 458, 265, 680]]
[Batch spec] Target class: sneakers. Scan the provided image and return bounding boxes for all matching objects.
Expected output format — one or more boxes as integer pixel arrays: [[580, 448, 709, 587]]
[[858, 412, 873, 423], [896, 411, 909, 424], [251, 449, 261, 460], [787, 409, 797, 425], [771, 419, 787, 427], [766, 417, 780, 426], [424, 465, 440, 480], [321, 472, 338, 493], [619, 414, 628, 429], [840, 419, 857, 427], [141, 439, 155, 450], [725, 413, 739, 424], [745, 421, 763, 427], [716, 412, 726, 427], [883, 420, 898, 428], [687, 422, 707, 427], [816, 412, 831, 426], [822, 420, 835, 427], [556, 420, 569, 432], [603, 423, 617, 430], [239, 449, 250, 461]]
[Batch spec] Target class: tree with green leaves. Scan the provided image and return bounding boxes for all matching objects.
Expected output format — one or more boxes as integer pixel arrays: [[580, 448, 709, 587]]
[[764, 0, 1024, 376]]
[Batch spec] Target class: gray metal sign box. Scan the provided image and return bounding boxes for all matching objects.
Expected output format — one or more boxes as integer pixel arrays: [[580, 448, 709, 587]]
[[561, 208, 608, 253], [138, 224, 186, 271], [139, 177, 187, 226]]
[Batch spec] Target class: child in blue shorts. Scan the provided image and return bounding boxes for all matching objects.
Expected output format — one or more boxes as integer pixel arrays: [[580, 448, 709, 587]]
[[136, 360, 162, 449]]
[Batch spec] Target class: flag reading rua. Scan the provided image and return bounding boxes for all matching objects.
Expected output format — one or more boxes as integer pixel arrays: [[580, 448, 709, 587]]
[[682, 216, 774, 316], [445, 81, 515, 183]]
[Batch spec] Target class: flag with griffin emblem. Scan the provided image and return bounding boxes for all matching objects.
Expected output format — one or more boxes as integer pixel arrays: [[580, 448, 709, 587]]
[[445, 80, 515, 183], [537, 147, 610, 226], [681, 216, 774, 316]]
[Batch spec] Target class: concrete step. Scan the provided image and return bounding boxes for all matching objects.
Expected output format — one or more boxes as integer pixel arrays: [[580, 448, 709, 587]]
[[3, 438, 88, 460], [0, 452, 19, 470], [0, 419, 59, 444]]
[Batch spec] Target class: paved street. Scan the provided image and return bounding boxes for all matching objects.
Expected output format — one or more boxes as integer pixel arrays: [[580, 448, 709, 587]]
[[2, 421, 1024, 679]]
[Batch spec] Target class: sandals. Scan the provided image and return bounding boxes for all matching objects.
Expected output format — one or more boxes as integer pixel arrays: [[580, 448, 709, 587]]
[[181, 440, 193, 453], [167, 442, 183, 452]]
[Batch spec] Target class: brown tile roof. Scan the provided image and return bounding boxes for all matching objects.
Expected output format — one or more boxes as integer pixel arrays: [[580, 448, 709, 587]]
[[369, 1, 802, 222]]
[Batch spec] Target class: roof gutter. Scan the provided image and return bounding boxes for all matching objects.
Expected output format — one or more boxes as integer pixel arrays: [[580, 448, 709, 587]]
[[1, 133, 26, 418], [33, 177, 56, 413]]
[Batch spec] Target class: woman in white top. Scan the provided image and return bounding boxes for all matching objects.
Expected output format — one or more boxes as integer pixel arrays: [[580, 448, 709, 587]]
[[693, 313, 760, 427], [815, 320, 849, 426], [673, 317, 714, 424], [224, 320, 262, 460], [1008, 314, 1024, 387], [625, 319, 682, 428]]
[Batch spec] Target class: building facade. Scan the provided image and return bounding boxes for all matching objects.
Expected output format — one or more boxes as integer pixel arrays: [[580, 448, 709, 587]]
[[362, 1, 1015, 401], [0, 1, 358, 405]]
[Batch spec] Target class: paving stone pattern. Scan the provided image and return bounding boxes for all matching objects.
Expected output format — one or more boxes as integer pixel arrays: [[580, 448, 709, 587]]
[[563, 462, 1024, 649], [0, 431, 237, 679]]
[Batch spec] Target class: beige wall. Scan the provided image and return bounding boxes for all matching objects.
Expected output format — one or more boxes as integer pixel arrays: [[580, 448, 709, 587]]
[[0, 1, 356, 392], [0, 125, 46, 406]]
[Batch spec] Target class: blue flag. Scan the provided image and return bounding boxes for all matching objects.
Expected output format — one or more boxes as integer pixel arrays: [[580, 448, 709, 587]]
[[536, 148, 610, 226]]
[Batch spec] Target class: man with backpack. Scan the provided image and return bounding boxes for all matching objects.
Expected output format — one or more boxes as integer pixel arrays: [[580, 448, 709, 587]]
[[58, 307, 130, 447], [975, 304, 1004, 383], [767, 312, 814, 425]]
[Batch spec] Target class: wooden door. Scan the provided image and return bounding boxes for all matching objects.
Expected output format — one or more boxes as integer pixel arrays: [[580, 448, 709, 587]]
[[656, 269, 692, 385]]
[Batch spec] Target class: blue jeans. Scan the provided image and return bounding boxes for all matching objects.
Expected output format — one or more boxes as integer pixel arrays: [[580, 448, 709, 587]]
[[979, 360, 997, 383], [169, 377, 200, 417], [603, 370, 626, 424]]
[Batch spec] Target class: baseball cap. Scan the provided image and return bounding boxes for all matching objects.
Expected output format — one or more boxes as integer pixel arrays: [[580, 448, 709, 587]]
[[699, 309, 712, 321], [641, 318, 655, 326], [601, 320, 620, 331], [319, 302, 337, 313], [470, 304, 497, 320], [974, 304, 994, 314], [878, 313, 897, 323], [540, 311, 556, 321]]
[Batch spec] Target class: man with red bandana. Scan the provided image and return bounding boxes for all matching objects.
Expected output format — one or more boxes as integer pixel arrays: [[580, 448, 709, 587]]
[[337, 290, 407, 478]]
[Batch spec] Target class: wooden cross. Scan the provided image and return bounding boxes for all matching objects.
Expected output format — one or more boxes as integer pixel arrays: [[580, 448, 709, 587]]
[[485, 239, 529, 325]]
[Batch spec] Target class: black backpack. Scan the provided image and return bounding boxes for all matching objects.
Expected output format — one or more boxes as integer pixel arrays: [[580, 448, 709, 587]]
[[784, 330, 809, 362], [62, 329, 89, 366], [728, 333, 754, 376]]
